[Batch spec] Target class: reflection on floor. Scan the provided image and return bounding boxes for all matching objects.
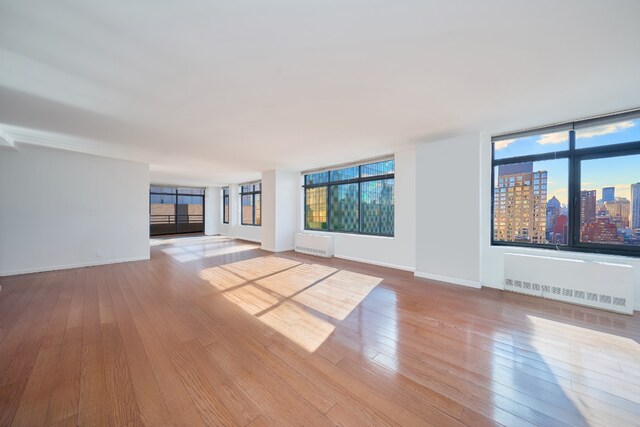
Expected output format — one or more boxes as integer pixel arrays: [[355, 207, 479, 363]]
[[201, 257, 381, 351]]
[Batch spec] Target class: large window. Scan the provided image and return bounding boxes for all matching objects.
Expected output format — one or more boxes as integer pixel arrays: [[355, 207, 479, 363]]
[[149, 186, 205, 236], [492, 110, 640, 256], [222, 187, 229, 224], [303, 158, 394, 236], [240, 182, 261, 226]]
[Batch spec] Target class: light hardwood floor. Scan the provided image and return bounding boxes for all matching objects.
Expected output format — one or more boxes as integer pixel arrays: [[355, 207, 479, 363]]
[[1, 235, 640, 426]]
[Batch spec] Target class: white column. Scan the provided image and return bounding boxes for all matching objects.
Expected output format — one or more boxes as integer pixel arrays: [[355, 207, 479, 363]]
[[204, 186, 220, 236], [261, 169, 299, 252]]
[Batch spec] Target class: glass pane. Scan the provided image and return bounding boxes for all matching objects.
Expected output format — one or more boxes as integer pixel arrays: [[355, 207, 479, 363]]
[[580, 154, 640, 246], [305, 172, 329, 185], [576, 117, 640, 149], [150, 194, 176, 205], [305, 187, 328, 230], [150, 194, 176, 235], [361, 160, 394, 177], [223, 187, 229, 196], [150, 186, 175, 194], [241, 195, 254, 224], [255, 194, 261, 226], [177, 195, 203, 205], [224, 201, 229, 223], [493, 130, 570, 160], [241, 185, 252, 194], [493, 159, 568, 245], [254, 183, 261, 192], [329, 183, 359, 232], [330, 166, 359, 182], [360, 179, 394, 235]]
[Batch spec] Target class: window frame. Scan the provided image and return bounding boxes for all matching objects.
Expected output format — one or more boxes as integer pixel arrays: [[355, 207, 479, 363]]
[[303, 159, 395, 237], [491, 110, 640, 257], [240, 182, 261, 226], [222, 187, 229, 224]]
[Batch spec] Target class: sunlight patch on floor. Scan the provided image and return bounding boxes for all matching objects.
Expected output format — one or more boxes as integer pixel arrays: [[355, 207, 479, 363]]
[[222, 256, 301, 281], [526, 315, 640, 351], [292, 270, 382, 321], [161, 242, 259, 262], [199, 256, 382, 352]]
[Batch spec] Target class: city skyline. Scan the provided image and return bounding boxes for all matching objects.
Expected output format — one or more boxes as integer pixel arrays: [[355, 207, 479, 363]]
[[495, 118, 640, 205]]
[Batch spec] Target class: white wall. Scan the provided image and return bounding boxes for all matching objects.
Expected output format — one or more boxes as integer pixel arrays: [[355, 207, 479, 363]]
[[0, 145, 150, 275], [218, 184, 262, 243], [477, 133, 640, 310], [415, 135, 481, 287], [300, 149, 416, 271]]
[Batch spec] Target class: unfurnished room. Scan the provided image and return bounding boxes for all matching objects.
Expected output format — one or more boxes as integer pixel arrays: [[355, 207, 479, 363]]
[[1, 1, 640, 426]]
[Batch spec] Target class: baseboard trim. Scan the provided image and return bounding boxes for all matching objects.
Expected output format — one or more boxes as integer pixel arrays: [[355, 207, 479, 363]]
[[0, 255, 151, 277], [232, 236, 261, 244], [414, 271, 481, 289], [481, 281, 503, 290], [333, 254, 415, 272]]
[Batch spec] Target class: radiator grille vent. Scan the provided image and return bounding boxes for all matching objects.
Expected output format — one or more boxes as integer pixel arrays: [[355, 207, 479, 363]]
[[503, 253, 633, 315], [599, 294, 612, 304], [613, 297, 626, 306], [295, 246, 328, 256], [504, 276, 630, 313]]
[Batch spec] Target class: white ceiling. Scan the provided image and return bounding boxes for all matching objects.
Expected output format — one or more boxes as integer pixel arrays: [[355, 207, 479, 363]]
[[1, 0, 639, 186]]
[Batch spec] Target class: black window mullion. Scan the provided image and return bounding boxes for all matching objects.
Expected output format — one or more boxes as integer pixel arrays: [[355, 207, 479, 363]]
[[568, 130, 579, 247], [327, 184, 332, 232]]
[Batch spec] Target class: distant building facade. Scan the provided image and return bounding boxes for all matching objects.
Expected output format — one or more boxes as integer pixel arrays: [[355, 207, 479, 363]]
[[581, 216, 624, 244], [632, 182, 640, 230], [602, 186, 615, 202], [494, 162, 547, 244], [580, 190, 597, 225]]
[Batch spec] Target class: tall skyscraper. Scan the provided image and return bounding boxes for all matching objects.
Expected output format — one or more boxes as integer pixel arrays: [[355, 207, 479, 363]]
[[494, 162, 547, 244], [602, 186, 615, 202], [632, 182, 640, 229], [546, 196, 561, 241], [581, 190, 597, 225]]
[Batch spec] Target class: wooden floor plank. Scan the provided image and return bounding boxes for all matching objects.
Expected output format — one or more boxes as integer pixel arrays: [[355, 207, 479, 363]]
[[1, 235, 639, 426]]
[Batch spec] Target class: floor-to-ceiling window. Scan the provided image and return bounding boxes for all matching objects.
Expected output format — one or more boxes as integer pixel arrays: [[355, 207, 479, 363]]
[[240, 182, 261, 226], [150, 186, 205, 235]]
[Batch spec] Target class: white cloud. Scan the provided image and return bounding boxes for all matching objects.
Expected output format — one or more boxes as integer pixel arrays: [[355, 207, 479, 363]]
[[494, 138, 515, 151], [577, 121, 635, 139], [537, 131, 568, 145]]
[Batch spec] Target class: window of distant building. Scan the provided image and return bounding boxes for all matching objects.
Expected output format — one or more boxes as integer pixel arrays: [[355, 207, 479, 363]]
[[222, 187, 229, 224], [492, 109, 640, 256], [303, 158, 394, 236], [240, 182, 261, 226]]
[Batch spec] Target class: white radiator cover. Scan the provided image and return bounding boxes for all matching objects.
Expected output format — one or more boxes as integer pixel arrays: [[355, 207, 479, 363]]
[[295, 233, 334, 258], [504, 253, 634, 314]]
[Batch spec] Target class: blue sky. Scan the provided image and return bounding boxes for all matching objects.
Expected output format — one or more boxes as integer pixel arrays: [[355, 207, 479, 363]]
[[495, 119, 640, 205]]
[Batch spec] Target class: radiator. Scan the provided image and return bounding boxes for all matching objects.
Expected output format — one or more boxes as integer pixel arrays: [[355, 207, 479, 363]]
[[504, 253, 634, 314], [295, 233, 334, 258]]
